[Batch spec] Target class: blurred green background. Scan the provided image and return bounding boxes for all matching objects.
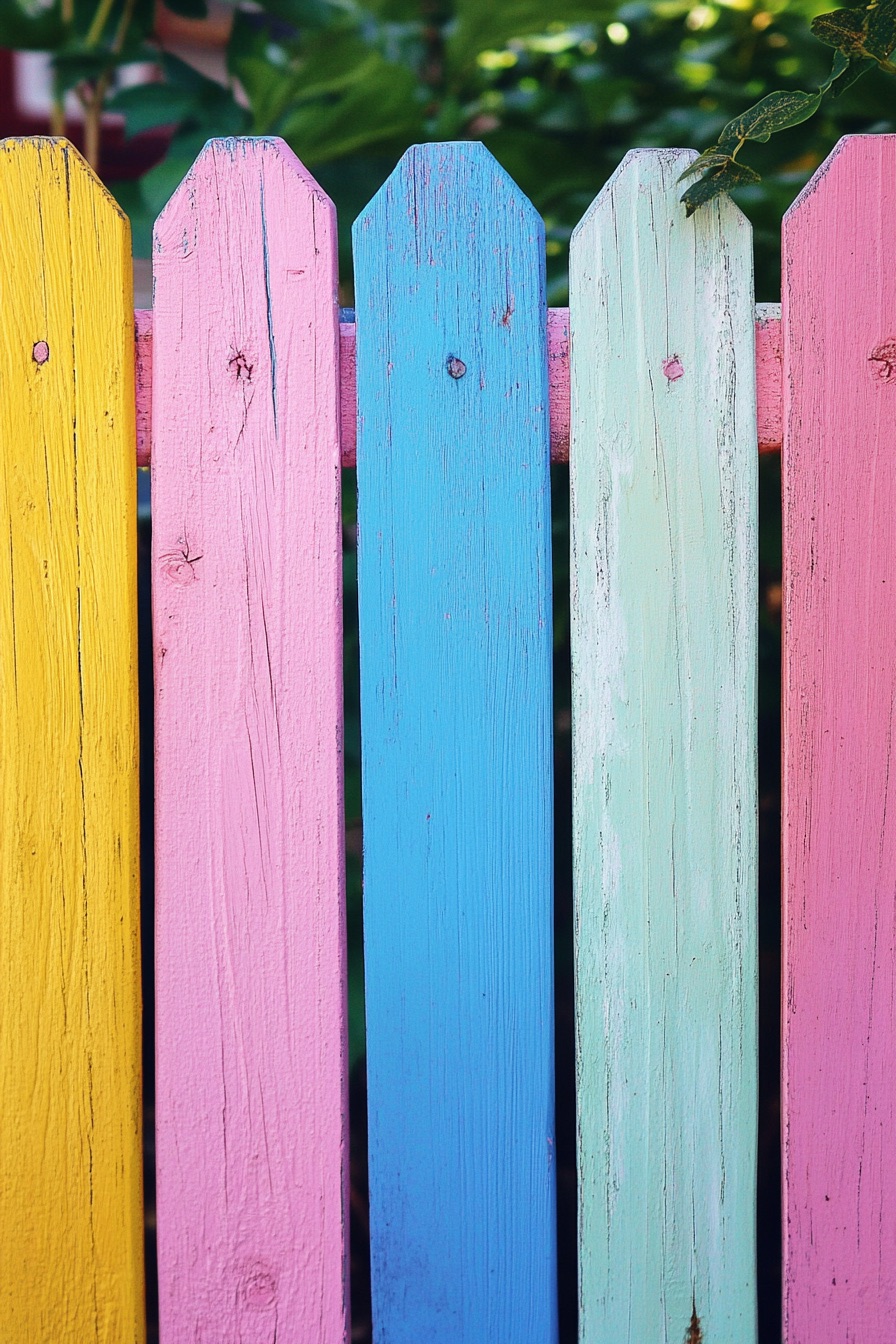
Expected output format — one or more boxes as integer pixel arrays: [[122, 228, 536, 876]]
[[2, 2, 891, 1338]]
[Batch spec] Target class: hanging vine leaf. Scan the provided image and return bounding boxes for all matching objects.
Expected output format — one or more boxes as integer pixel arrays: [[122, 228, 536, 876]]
[[677, 149, 737, 182], [717, 90, 823, 148], [680, 159, 761, 216], [683, 0, 896, 212], [865, 1, 896, 61], [821, 49, 875, 94], [812, 0, 896, 60], [811, 7, 870, 54]]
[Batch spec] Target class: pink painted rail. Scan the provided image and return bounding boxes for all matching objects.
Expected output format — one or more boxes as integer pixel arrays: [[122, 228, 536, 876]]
[[135, 305, 785, 467]]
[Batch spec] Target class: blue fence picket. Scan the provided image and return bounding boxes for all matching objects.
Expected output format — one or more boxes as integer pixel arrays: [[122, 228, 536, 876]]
[[354, 141, 557, 1343]]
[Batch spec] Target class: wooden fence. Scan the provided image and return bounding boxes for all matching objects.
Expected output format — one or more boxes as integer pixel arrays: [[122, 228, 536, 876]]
[[0, 130, 893, 1343]]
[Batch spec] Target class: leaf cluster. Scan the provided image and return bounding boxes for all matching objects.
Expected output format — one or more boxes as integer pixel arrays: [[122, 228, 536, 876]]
[[2, 0, 894, 286], [681, 0, 896, 212]]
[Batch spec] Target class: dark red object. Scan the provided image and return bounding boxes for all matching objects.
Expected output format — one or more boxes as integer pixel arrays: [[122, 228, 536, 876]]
[[0, 48, 170, 177]]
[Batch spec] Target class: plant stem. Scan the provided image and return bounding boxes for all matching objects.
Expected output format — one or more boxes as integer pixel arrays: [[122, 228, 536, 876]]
[[81, 0, 137, 171], [84, 98, 102, 169], [85, 0, 118, 49], [50, 96, 66, 136]]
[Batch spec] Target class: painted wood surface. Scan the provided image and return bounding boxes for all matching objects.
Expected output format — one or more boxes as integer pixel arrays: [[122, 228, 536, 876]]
[[354, 141, 557, 1343], [0, 137, 143, 1342], [782, 134, 896, 1342], [756, 302, 783, 453], [135, 308, 152, 468], [569, 148, 758, 1343], [152, 137, 348, 1344], [134, 308, 782, 466]]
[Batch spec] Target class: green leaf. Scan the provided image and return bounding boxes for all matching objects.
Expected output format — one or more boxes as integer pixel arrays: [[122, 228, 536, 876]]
[[257, 0, 341, 28], [677, 148, 735, 182], [811, 7, 868, 55], [278, 49, 423, 162], [0, 0, 66, 50], [160, 0, 207, 17], [819, 47, 875, 93], [681, 158, 761, 216], [52, 38, 150, 91], [717, 89, 823, 148], [226, 11, 303, 131], [107, 83, 197, 138], [446, 0, 610, 74], [865, 0, 896, 60]]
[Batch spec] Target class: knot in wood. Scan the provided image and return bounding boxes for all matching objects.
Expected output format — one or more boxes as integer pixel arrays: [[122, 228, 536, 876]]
[[32, 340, 49, 365], [229, 350, 253, 382], [446, 356, 467, 380], [869, 340, 896, 383], [241, 1263, 277, 1310]]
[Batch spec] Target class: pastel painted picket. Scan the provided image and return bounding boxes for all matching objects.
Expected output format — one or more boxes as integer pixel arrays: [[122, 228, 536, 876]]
[[570, 148, 758, 1344], [152, 138, 348, 1343], [0, 138, 143, 1342], [782, 134, 896, 1343], [354, 141, 557, 1344]]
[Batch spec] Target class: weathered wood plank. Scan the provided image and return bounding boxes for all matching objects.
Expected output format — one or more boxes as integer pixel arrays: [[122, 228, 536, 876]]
[[782, 133, 896, 1343], [570, 147, 758, 1344], [354, 141, 557, 1343], [0, 136, 143, 1342], [152, 137, 348, 1343]]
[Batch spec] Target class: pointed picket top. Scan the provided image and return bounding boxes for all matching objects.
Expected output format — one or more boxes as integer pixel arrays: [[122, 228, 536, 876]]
[[353, 139, 556, 1343], [0, 137, 143, 1342], [570, 146, 758, 1344], [355, 137, 542, 236], [152, 137, 347, 1344], [782, 133, 896, 1344]]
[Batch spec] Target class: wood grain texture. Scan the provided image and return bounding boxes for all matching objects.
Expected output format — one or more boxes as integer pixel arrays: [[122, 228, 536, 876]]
[[0, 137, 143, 1342], [354, 141, 557, 1344], [152, 137, 348, 1344], [782, 134, 896, 1343], [569, 147, 758, 1344]]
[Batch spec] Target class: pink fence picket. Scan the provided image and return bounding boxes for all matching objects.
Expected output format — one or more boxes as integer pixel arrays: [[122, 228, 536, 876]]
[[783, 133, 896, 1342], [151, 137, 348, 1342]]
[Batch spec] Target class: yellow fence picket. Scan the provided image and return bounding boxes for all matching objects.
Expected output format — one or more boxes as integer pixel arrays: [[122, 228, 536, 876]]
[[0, 139, 143, 1343]]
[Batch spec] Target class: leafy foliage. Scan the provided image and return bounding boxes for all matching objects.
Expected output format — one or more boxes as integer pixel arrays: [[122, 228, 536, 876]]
[[2, 0, 894, 284], [681, 0, 896, 212]]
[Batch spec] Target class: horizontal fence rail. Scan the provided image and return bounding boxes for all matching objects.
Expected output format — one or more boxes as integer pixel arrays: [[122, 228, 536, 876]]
[[1, 130, 894, 1344], [133, 305, 786, 467]]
